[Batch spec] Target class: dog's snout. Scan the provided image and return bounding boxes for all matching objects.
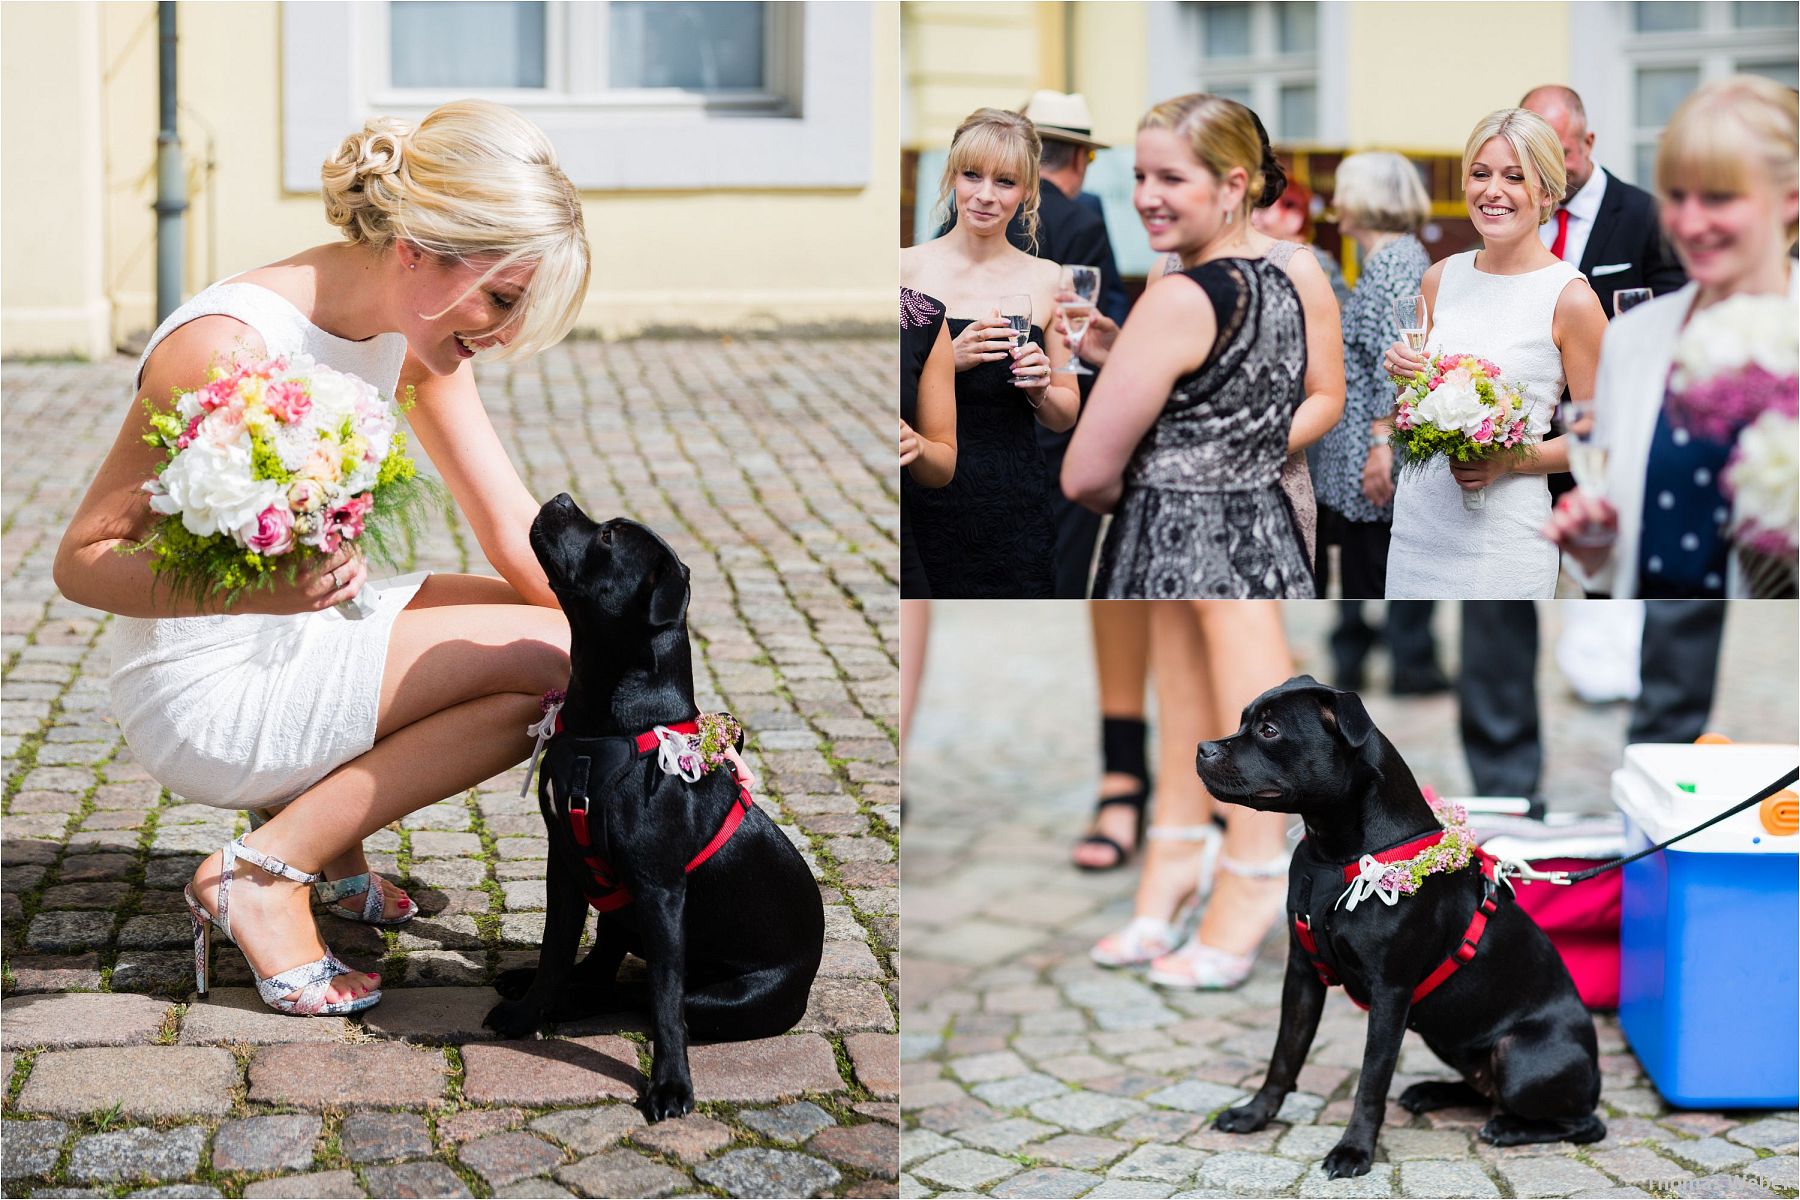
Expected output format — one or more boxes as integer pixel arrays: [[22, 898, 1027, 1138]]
[[1197, 740, 1223, 762]]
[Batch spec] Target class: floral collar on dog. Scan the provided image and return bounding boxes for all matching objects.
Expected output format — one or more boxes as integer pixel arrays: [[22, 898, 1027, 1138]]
[[1336, 793, 1480, 912], [520, 690, 744, 799]]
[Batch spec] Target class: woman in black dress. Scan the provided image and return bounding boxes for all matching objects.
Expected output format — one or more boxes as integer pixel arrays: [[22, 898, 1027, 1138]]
[[900, 287, 956, 597], [901, 107, 1078, 598]]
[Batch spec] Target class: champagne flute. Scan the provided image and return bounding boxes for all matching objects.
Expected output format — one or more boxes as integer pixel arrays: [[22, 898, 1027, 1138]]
[[1392, 294, 1428, 375], [1561, 396, 1614, 547], [1612, 288, 1653, 317], [997, 294, 1035, 392], [1056, 265, 1101, 377]]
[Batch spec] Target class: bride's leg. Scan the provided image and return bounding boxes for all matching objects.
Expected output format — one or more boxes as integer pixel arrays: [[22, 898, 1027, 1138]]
[[190, 577, 570, 1004]]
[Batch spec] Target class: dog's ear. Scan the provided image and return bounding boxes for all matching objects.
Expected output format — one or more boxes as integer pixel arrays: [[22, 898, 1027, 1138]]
[[1328, 691, 1377, 753], [647, 560, 690, 628]]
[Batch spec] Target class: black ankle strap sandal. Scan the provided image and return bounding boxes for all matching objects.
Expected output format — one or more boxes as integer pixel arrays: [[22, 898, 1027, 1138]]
[[1074, 716, 1153, 872]]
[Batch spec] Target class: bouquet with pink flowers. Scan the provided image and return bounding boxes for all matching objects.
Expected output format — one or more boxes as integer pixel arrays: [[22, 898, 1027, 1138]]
[[1391, 352, 1541, 510], [132, 354, 441, 613], [1664, 294, 1798, 598]]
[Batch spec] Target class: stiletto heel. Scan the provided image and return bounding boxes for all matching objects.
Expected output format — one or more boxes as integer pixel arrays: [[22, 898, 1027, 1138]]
[[1148, 849, 1292, 990], [189, 838, 381, 1016], [1089, 823, 1223, 967]]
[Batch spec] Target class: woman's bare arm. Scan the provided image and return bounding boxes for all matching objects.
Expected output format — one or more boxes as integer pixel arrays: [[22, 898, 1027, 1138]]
[[906, 321, 958, 488], [1282, 251, 1346, 452]]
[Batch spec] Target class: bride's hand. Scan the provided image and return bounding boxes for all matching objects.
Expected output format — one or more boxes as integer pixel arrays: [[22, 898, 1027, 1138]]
[[1542, 488, 1618, 573], [233, 546, 367, 615], [1384, 340, 1429, 381], [1449, 455, 1511, 491]]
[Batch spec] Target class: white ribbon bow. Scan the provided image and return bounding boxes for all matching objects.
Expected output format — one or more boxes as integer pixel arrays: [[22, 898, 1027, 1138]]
[[1337, 854, 1404, 912], [519, 701, 564, 800], [655, 725, 704, 782]]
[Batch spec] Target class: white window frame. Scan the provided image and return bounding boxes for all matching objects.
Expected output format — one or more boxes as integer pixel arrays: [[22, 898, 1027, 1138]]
[[282, 0, 871, 191], [1570, 1, 1799, 189], [1145, 1, 1348, 146]]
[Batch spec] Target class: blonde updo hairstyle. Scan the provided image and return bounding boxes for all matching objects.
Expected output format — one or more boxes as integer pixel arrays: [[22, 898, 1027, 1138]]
[[1656, 75, 1799, 251], [321, 100, 590, 361], [1138, 94, 1277, 228], [1461, 108, 1566, 227], [1333, 151, 1432, 235], [936, 107, 1043, 251]]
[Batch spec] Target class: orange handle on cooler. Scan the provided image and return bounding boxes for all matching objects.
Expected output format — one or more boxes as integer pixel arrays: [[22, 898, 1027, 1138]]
[[1761, 791, 1799, 837]]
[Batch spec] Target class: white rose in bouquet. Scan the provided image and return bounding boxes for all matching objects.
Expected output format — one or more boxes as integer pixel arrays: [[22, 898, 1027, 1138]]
[[1672, 295, 1800, 389], [149, 439, 287, 538], [1415, 368, 1490, 437]]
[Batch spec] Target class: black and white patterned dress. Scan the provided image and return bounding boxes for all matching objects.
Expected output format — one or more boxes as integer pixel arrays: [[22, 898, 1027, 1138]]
[[1093, 258, 1315, 598]]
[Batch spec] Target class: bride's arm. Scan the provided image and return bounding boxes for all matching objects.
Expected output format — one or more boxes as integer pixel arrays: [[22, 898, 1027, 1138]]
[[1512, 278, 1607, 477], [401, 353, 556, 608]]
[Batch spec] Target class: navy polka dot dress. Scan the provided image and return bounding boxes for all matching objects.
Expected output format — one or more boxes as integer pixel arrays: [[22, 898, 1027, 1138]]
[[1636, 406, 1733, 598]]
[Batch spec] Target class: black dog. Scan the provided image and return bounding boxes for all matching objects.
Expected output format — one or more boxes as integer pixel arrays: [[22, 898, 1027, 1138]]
[[1197, 675, 1602, 1179], [484, 494, 824, 1121]]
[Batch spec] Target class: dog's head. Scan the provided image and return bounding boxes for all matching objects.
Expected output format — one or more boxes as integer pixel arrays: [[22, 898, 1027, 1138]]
[[530, 493, 690, 636], [1195, 675, 1383, 815]]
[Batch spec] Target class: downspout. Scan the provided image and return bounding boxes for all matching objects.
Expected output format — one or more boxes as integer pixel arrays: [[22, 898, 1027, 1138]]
[[154, 1, 187, 322]]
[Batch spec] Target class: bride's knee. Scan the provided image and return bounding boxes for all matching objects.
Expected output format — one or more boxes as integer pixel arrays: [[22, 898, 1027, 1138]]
[[510, 632, 571, 697]]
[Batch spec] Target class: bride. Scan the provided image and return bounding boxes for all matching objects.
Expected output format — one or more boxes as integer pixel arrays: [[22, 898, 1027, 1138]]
[[1383, 109, 1606, 599]]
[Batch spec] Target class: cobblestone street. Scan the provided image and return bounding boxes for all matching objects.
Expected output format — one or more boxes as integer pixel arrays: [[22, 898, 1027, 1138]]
[[1, 338, 899, 1197], [901, 601, 1798, 1200]]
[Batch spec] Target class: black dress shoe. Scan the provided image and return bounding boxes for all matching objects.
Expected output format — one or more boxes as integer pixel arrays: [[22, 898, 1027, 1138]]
[[1390, 664, 1451, 696]]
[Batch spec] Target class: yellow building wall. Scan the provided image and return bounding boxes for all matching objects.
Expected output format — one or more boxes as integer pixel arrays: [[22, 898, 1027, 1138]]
[[904, 2, 1042, 147], [4, 1, 897, 358], [1345, 3, 1571, 151], [1070, 2, 1150, 145]]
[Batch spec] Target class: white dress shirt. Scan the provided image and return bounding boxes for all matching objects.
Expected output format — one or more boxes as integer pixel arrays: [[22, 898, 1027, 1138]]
[[1541, 166, 1609, 268]]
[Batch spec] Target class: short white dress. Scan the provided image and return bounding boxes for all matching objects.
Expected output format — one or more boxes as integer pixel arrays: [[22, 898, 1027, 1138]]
[[108, 280, 429, 809]]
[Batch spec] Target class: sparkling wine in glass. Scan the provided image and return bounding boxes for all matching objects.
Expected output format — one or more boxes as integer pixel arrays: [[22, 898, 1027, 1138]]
[[1561, 396, 1614, 547], [998, 294, 1035, 392], [1393, 294, 1428, 370], [1612, 288, 1653, 317], [1057, 265, 1101, 376]]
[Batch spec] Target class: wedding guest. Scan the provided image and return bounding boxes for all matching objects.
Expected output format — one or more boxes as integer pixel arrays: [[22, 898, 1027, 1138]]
[[902, 107, 1077, 598], [1384, 108, 1606, 600], [1070, 601, 1155, 870], [900, 287, 957, 598], [1544, 76, 1797, 598], [1064, 94, 1340, 598]]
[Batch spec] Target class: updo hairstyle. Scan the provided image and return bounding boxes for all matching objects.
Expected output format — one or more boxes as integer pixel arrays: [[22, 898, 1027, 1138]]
[[1656, 75, 1799, 250], [1461, 108, 1566, 226], [1139, 94, 1287, 225], [936, 107, 1043, 251], [321, 100, 590, 360]]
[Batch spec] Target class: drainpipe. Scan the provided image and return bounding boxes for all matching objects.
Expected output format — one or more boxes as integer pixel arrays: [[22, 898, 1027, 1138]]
[[154, 1, 187, 322]]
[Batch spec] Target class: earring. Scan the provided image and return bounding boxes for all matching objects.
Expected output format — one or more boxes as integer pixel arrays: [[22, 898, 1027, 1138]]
[[409, 263, 416, 270], [1224, 209, 1233, 226]]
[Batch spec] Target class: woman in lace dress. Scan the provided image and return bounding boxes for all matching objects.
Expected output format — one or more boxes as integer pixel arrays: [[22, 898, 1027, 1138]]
[[54, 102, 743, 1016], [1384, 109, 1607, 599]]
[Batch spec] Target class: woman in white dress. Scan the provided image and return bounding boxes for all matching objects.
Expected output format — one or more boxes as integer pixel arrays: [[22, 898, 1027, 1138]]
[[53, 102, 634, 1015], [1383, 109, 1607, 599]]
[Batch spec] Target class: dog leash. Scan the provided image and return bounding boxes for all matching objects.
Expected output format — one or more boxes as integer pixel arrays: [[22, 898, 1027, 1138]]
[[1494, 767, 1798, 886]]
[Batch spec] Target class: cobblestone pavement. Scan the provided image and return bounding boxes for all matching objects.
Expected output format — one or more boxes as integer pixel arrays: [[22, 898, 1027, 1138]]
[[901, 600, 1798, 1200], [0, 338, 899, 1198]]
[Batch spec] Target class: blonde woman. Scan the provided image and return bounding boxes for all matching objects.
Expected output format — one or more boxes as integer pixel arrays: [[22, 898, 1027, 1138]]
[[1544, 77, 1798, 597], [55, 101, 623, 1016], [901, 107, 1077, 598], [1384, 109, 1607, 599]]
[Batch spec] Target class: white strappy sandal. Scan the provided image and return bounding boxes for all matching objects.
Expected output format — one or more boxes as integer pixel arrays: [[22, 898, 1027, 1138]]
[[1146, 848, 1291, 990], [1089, 823, 1224, 967]]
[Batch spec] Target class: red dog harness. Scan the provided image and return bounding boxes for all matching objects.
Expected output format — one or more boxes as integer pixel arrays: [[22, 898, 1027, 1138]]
[[548, 716, 753, 914], [1292, 831, 1505, 1011]]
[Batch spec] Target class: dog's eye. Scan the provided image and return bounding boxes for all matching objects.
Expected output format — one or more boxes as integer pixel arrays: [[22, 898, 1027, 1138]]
[[1256, 722, 1279, 740]]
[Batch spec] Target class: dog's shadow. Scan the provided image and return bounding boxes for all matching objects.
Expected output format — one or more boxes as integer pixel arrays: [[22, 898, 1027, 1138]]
[[499, 1031, 648, 1093]]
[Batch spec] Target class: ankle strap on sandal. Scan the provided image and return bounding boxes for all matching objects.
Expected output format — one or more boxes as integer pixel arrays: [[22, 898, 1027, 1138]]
[[1218, 850, 1291, 878], [1146, 824, 1223, 843], [227, 838, 321, 886]]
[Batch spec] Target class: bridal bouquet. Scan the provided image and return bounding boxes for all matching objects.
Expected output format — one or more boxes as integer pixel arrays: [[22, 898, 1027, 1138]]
[[1666, 294, 1798, 597], [132, 354, 440, 613], [1391, 352, 1539, 510]]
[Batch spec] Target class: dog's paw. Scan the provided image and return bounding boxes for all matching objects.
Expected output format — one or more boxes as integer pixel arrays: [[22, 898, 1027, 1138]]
[[1213, 1104, 1271, 1134], [482, 999, 541, 1040], [492, 967, 536, 1001], [1397, 1079, 1482, 1114], [643, 1077, 695, 1123], [1322, 1142, 1374, 1179]]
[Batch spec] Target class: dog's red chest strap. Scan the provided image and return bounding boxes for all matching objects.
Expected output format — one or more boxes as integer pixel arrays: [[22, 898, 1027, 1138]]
[[550, 718, 752, 914], [1292, 834, 1503, 1010]]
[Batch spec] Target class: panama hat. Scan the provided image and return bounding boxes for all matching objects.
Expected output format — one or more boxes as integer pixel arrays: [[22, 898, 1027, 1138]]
[[1021, 90, 1110, 150]]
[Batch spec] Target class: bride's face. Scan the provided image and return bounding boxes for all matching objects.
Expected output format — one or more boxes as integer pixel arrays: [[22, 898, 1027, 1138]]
[[1135, 128, 1242, 256], [400, 247, 537, 376], [1465, 136, 1549, 243]]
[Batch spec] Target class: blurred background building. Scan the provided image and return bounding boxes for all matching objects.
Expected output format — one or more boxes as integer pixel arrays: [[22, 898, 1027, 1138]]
[[3, 0, 897, 360], [902, 1, 1798, 284]]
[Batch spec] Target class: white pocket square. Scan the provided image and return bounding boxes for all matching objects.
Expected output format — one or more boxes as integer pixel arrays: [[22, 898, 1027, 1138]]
[[1591, 263, 1631, 276]]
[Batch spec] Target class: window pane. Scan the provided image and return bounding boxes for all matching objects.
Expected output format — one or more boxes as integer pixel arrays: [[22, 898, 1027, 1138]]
[[390, 1, 545, 89], [1201, 3, 1254, 59], [1635, 142, 1658, 190], [1734, 1, 1799, 27], [1279, 83, 1317, 141], [1277, 2, 1318, 53], [1634, 1, 1702, 31], [1737, 58, 1800, 88], [609, 2, 766, 90], [1635, 65, 1700, 127], [1211, 83, 1254, 108]]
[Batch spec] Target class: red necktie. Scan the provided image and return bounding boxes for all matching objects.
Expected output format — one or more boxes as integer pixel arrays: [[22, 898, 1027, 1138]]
[[1550, 207, 1570, 261]]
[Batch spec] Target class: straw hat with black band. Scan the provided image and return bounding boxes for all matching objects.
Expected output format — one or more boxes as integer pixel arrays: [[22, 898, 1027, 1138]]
[[1021, 90, 1110, 150]]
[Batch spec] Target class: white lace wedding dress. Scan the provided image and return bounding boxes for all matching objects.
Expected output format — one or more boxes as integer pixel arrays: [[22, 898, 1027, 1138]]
[[1386, 250, 1580, 599]]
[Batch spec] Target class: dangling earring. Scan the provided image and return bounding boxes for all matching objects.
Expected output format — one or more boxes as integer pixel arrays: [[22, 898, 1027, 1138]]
[[1224, 208, 1233, 226]]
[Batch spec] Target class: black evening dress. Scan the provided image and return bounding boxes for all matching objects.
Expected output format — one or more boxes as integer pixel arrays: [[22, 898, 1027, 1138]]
[[904, 319, 1056, 598], [900, 288, 947, 598], [1093, 258, 1315, 599]]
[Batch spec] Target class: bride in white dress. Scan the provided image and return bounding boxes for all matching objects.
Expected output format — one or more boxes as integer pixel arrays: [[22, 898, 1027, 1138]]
[[1383, 109, 1607, 599]]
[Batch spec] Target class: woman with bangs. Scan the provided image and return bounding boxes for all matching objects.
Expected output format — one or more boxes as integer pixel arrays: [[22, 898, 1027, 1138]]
[[1544, 76, 1798, 598], [901, 107, 1078, 598], [1383, 108, 1607, 599], [52, 100, 605, 1016]]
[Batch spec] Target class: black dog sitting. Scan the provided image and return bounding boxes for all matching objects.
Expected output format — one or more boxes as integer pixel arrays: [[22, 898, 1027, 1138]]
[[484, 494, 824, 1120], [1197, 675, 1602, 1179]]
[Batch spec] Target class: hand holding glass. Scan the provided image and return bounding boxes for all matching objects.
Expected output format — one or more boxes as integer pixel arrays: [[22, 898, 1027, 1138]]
[[1393, 294, 1428, 355], [1613, 288, 1653, 316], [1056, 266, 1101, 377], [1560, 396, 1615, 548], [998, 294, 1035, 390]]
